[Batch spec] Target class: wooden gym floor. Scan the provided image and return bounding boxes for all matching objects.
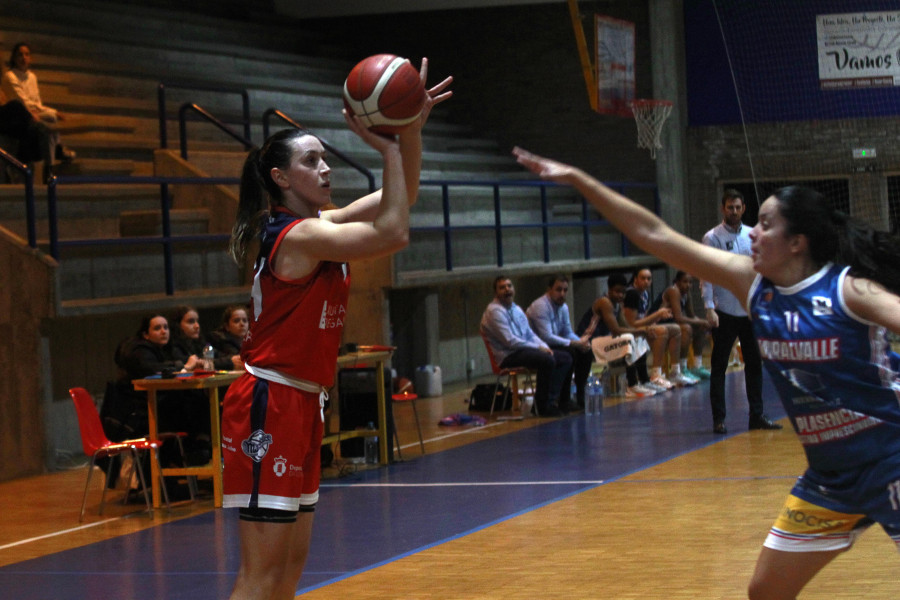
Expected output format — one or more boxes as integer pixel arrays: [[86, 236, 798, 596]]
[[0, 372, 897, 599]]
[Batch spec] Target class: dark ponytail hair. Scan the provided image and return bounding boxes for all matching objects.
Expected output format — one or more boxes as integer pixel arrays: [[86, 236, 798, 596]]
[[774, 185, 900, 295], [229, 128, 314, 263]]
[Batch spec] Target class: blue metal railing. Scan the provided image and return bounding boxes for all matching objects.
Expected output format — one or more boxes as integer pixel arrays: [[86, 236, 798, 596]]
[[414, 179, 660, 271], [158, 82, 251, 150], [0, 147, 37, 248], [178, 103, 253, 161], [46, 175, 239, 295]]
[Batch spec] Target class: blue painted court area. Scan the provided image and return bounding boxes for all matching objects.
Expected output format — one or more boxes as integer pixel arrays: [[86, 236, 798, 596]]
[[0, 374, 784, 599]]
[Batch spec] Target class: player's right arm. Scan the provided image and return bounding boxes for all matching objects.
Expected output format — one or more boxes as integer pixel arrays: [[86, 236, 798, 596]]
[[513, 147, 756, 304]]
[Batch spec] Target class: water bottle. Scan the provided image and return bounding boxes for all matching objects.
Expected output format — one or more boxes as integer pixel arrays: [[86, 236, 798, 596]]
[[585, 376, 596, 415], [203, 344, 215, 361], [364, 422, 378, 464], [594, 376, 604, 414]]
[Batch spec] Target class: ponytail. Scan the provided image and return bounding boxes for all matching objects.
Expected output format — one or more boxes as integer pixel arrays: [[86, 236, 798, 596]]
[[833, 210, 900, 296], [229, 147, 268, 263], [229, 128, 315, 264]]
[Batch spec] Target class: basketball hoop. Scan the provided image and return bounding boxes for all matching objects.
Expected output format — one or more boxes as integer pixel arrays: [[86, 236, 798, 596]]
[[629, 99, 673, 159]]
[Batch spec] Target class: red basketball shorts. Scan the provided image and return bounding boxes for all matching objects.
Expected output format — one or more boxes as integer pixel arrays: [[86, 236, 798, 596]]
[[222, 373, 324, 511]]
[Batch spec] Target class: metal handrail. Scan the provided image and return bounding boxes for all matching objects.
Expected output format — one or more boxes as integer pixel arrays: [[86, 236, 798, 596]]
[[178, 103, 254, 161], [157, 82, 251, 149], [262, 108, 377, 194], [0, 147, 37, 248], [416, 178, 659, 270], [47, 174, 239, 295]]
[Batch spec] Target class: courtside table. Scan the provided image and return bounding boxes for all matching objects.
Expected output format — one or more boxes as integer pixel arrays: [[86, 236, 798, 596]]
[[133, 371, 242, 509]]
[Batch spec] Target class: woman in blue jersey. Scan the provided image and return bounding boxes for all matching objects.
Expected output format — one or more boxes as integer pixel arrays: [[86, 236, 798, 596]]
[[513, 147, 900, 600]]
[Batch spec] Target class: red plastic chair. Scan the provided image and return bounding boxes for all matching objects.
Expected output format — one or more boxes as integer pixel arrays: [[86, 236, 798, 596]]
[[481, 334, 536, 416], [69, 387, 170, 521]]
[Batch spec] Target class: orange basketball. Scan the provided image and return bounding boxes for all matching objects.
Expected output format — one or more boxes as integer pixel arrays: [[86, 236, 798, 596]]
[[343, 54, 426, 134]]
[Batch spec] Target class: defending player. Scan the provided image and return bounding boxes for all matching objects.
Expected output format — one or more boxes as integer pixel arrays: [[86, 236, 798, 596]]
[[513, 146, 900, 600]]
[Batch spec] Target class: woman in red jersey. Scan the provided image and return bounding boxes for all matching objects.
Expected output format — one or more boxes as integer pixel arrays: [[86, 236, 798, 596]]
[[222, 59, 451, 600]]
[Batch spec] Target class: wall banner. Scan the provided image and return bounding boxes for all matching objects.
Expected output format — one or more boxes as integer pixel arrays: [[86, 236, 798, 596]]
[[817, 11, 900, 89]]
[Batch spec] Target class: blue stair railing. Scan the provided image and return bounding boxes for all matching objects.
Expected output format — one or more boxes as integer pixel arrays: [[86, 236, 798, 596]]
[[0, 147, 37, 248]]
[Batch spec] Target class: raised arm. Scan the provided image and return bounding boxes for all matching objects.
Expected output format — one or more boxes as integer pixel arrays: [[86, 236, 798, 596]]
[[513, 148, 757, 305], [328, 58, 453, 224]]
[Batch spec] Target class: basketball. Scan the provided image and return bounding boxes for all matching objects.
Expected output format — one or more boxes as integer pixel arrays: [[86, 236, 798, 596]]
[[343, 54, 426, 134]]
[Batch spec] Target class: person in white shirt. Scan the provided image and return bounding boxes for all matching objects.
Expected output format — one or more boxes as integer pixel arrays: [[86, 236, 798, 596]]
[[701, 189, 782, 434], [526, 274, 591, 411], [1, 42, 76, 169]]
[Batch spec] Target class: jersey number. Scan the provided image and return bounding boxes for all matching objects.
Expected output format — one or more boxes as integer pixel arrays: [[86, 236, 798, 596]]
[[784, 311, 800, 333]]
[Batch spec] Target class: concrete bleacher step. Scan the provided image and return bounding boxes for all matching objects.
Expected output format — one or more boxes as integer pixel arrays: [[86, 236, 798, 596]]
[[119, 208, 210, 237]]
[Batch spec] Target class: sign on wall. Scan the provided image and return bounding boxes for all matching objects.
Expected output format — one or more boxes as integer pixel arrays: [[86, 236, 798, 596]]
[[817, 10, 900, 89], [595, 14, 635, 116]]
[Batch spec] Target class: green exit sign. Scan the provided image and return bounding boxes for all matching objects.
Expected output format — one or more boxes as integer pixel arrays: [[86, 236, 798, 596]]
[[852, 148, 876, 159]]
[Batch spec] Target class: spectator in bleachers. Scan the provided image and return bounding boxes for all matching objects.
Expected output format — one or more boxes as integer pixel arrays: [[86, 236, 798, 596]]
[[0, 87, 52, 182], [1, 42, 76, 172], [207, 305, 248, 371]]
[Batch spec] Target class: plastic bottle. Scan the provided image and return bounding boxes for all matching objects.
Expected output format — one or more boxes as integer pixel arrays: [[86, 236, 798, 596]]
[[203, 344, 215, 360], [585, 376, 596, 415], [594, 376, 604, 414], [364, 422, 378, 464]]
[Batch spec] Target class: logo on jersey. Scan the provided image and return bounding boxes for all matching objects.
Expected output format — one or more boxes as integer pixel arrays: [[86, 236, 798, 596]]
[[318, 300, 346, 330], [273, 455, 287, 477], [812, 296, 833, 316], [241, 429, 273, 462]]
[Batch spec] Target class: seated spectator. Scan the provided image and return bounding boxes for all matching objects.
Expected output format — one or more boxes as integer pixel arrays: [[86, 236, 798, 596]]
[[526, 274, 590, 411], [622, 267, 682, 390], [110, 313, 208, 464], [0, 89, 52, 182], [575, 272, 656, 399], [651, 271, 711, 382], [206, 304, 248, 371], [169, 305, 236, 371], [1, 42, 76, 173], [480, 275, 573, 416]]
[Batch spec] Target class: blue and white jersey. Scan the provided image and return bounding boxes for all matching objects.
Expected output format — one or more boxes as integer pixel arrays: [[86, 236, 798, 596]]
[[749, 263, 900, 471]]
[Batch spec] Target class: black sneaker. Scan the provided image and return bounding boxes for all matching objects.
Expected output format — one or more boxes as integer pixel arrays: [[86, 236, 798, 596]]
[[713, 422, 727, 435], [749, 415, 783, 430]]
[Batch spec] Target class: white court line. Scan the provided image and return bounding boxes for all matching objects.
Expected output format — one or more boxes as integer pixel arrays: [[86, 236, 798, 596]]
[[393, 419, 511, 451], [322, 480, 605, 487], [0, 518, 120, 551]]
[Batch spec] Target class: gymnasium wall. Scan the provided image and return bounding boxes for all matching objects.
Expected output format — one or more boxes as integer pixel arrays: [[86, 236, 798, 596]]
[[304, 1, 659, 182]]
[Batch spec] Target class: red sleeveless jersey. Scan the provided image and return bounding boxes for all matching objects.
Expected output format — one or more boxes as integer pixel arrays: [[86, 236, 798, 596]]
[[240, 209, 351, 387]]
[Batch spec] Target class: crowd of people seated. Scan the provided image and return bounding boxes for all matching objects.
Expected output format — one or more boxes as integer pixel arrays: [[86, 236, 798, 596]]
[[101, 305, 248, 473], [481, 268, 713, 414]]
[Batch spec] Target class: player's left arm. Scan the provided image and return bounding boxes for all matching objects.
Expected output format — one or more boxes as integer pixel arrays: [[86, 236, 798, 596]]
[[328, 60, 453, 225], [842, 275, 900, 335]]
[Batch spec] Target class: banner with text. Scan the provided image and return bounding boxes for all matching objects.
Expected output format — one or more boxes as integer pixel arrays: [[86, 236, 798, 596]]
[[817, 11, 900, 89]]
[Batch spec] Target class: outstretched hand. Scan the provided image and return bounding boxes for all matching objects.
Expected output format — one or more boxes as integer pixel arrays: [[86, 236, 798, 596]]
[[406, 57, 454, 132], [512, 147, 576, 183]]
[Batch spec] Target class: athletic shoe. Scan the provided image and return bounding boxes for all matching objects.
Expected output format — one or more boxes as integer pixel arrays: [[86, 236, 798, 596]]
[[688, 366, 711, 380], [713, 422, 728, 434], [668, 372, 699, 387], [626, 384, 654, 398], [641, 381, 667, 394], [650, 374, 675, 390]]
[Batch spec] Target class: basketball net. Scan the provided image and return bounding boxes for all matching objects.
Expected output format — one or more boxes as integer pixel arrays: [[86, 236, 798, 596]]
[[629, 99, 673, 159]]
